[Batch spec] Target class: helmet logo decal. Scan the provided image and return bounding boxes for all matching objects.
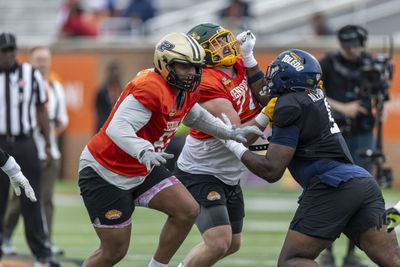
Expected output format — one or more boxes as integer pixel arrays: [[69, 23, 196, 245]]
[[157, 40, 175, 52], [267, 65, 280, 78], [281, 53, 304, 71], [190, 32, 200, 41]]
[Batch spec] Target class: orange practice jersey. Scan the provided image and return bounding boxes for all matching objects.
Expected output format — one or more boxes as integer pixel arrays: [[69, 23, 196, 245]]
[[190, 59, 261, 139], [87, 69, 200, 177]]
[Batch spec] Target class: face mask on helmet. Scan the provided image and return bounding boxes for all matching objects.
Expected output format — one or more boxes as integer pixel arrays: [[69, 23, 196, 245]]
[[154, 32, 205, 92], [264, 49, 322, 96], [165, 62, 203, 92], [188, 23, 240, 67]]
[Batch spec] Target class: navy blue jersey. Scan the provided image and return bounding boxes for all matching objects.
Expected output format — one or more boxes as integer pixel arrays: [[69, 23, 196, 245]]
[[269, 89, 372, 188]]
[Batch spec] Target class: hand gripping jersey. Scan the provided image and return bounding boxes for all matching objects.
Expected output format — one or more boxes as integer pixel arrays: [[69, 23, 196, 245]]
[[87, 69, 200, 177], [178, 59, 261, 185], [190, 59, 261, 139]]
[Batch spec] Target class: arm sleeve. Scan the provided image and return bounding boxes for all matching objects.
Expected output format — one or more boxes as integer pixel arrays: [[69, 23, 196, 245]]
[[105, 94, 154, 158], [269, 125, 300, 148], [183, 103, 233, 140], [0, 148, 10, 167]]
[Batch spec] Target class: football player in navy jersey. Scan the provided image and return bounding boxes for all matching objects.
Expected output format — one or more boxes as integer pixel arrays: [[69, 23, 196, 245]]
[[221, 49, 400, 267]]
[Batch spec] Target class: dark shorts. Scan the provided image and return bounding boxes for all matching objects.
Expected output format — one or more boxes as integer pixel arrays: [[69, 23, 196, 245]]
[[79, 165, 180, 228], [290, 176, 385, 247], [174, 167, 244, 233]]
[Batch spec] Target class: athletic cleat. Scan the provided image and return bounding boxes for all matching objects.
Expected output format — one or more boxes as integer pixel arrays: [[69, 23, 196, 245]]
[[1, 238, 18, 255], [51, 244, 65, 256]]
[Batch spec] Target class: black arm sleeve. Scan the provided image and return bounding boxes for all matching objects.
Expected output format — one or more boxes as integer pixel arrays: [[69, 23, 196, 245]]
[[0, 148, 10, 167]]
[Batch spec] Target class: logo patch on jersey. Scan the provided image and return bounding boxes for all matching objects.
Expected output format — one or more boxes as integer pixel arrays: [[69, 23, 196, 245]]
[[157, 40, 175, 52], [281, 53, 304, 71], [166, 120, 179, 131], [105, 209, 122, 220], [222, 77, 232, 86], [207, 191, 221, 201], [169, 108, 176, 118]]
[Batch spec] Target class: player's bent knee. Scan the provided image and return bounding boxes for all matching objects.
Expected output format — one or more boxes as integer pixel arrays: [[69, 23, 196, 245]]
[[228, 238, 241, 255], [207, 238, 231, 259], [101, 245, 129, 264], [176, 200, 200, 223]]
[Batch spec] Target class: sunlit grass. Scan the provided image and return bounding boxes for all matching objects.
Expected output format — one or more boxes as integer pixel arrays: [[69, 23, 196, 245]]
[[8, 178, 400, 267]]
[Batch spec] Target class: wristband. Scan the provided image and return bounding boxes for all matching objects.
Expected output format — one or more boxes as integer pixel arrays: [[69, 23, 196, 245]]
[[243, 54, 258, 68], [255, 112, 269, 128], [224, 140, 248, 159], [247, 70, 264, 84], [1, 156, 20, 177]]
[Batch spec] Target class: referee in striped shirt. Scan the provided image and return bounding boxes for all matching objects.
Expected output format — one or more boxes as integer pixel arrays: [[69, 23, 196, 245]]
[[0, 32, 59, 267]]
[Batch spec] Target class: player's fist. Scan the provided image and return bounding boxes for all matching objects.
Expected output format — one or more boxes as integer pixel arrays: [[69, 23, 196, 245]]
[[386, 201, 400, 232], [236, 30, 257, 68]]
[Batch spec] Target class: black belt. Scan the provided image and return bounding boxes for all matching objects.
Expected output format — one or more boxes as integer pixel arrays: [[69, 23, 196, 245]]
[[248, 143, 269, 151], [0, 134, 30, 142]]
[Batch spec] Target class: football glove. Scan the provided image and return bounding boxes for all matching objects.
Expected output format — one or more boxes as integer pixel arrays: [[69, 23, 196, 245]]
[[221, 113, 264, 143], [138, 150, 174, 171], [386, 201, 400, 232], [9, 172, 37, 202], [236, 30, 257, 68], [1, 155, 37, 202], [262, 97, 277, 127]]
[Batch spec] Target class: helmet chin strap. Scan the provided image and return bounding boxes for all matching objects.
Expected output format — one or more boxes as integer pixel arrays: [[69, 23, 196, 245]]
[[176, 90, 186, 110]]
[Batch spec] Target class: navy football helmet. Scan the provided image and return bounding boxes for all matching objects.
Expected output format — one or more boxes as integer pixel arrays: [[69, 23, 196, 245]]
[[265, 49, 322, 95]]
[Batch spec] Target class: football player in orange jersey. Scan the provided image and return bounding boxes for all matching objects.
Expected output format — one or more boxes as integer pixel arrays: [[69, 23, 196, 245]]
[[78, 32, 263, 267], [173, 23, 272, 267]]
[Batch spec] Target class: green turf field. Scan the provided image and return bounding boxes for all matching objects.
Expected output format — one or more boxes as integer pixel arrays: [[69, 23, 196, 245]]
[[8, 179, 400, 267]]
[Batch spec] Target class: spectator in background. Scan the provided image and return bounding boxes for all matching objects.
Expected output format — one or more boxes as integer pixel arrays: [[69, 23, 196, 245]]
[[220, 0, 251, 34], [310, 12, 334, 36], [59, 0, 98, 38], [94, 60, 123, 132], [122, 0, 156, 35], [2, 46, 69, 257]]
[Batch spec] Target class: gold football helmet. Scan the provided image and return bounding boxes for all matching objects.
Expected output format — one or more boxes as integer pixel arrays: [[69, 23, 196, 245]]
[[154, 32, 205, 92]]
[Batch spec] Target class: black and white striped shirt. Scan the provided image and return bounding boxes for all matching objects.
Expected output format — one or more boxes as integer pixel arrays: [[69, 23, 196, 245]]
[[0, 63, 47, 136]]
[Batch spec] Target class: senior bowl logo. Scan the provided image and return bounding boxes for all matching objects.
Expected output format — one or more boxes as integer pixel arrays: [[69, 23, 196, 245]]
[[207, 191, 221, 201], [105, 209, 122, 220]]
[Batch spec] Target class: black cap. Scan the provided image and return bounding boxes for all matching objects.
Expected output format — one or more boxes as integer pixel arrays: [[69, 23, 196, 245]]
[[337, 25, 367, 48], [0, 32, 17, 50]]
